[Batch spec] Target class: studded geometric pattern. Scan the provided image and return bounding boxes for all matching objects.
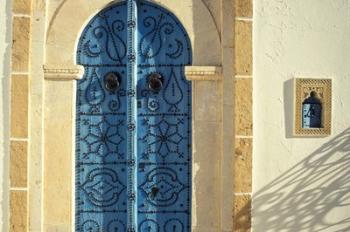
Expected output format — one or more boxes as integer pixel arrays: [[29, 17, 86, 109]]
[[76, 1, 192, 231], [139, 118, 186, 160]]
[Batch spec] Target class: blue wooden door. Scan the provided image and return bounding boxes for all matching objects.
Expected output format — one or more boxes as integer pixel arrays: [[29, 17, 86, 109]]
[[76, 1, 192, 231]]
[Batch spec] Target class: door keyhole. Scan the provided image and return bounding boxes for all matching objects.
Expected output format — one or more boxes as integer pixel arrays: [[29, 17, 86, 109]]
[[150, 187, 159, 199], [148, 73, 164, 92]]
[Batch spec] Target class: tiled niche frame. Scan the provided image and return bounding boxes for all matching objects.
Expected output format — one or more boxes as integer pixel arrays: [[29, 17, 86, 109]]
[[294, 78, 332, 137]]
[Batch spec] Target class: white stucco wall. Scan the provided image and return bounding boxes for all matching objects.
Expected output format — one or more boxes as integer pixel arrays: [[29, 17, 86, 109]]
[[254, 0, 350, 231], [0, 0, 11, 231]]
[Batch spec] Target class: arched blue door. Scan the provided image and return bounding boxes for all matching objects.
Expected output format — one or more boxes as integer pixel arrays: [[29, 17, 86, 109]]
[[76, 1, 192, 231]]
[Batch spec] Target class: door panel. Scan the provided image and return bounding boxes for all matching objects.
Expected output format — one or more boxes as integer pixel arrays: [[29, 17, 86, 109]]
[[76, 1, 192, 231]]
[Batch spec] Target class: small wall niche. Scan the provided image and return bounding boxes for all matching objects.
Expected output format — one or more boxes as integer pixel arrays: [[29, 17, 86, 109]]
[[294, 78, 332, 137]]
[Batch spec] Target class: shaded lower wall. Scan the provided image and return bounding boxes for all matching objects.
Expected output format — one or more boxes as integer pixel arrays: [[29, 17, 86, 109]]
[[254, 0, 350, 231]]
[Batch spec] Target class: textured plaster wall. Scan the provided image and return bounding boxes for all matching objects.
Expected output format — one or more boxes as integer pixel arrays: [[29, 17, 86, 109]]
[[254, 0, 350, 231], [0, 0, 11, 230]]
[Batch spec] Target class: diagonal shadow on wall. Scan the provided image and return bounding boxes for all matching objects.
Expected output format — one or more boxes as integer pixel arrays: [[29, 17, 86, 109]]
[[252, 128, 350, 232]]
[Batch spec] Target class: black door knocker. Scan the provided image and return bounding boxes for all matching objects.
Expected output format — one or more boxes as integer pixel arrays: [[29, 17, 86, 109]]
[[147, 73, 164, 92], [104, 72, 121, 91]]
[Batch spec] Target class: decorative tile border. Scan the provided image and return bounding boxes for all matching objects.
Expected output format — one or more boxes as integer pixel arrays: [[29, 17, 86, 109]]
[[294, 78, 332, 137]]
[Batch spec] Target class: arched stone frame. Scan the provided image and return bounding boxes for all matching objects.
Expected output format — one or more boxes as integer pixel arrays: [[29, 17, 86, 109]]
[[42, 0, 233, 231], [45, 0, 221, 67]]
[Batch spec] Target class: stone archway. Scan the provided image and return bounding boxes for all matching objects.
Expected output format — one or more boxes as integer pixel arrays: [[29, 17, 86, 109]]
[[41, 0, 232, 231]]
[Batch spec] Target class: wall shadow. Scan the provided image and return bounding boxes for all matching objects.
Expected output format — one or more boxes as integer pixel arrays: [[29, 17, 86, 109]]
[[253, 128, 350, 231], [284, 78, 294, 138]]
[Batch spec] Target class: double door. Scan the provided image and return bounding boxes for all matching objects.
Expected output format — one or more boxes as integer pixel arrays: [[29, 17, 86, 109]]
[[75, 1, 192, 231]]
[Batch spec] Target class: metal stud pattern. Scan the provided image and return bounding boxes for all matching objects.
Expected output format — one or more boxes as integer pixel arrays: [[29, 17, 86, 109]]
[[76, 1, 192, 231]]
